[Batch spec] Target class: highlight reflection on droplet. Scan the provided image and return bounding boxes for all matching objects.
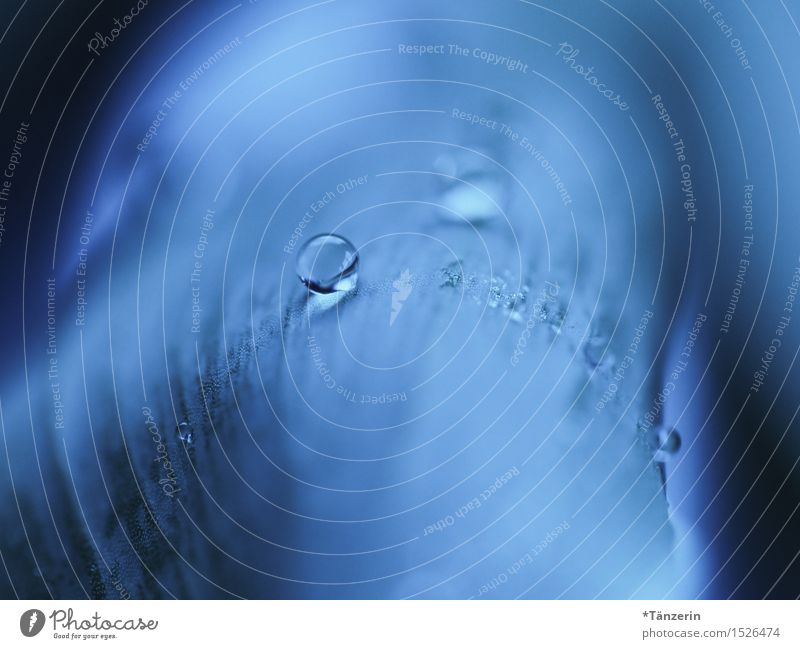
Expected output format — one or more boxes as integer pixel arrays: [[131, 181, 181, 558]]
[[177, 421, 194, 445]]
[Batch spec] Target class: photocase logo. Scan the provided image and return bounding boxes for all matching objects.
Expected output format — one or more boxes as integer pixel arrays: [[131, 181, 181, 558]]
[[20, 609, 45, 637], [390, 269, 413, 326]]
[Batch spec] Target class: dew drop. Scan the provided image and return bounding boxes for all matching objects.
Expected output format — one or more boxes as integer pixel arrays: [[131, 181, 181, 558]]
[[434, 151, 506, 223], [177, 422, 194, 445], [439, 260, 478, 291], [440, 262, 464, 288], [295, 234, 359, 294], [549, 315, 565, 335], [440, 178, 504, 223], [656, 427, 681, 454], [486, 275, 528, 322], [487, 277, 504, 309]]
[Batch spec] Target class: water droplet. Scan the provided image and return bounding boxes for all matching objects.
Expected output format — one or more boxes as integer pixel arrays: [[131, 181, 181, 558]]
[[434, 151, 506, 223], [487, 277, 504, 308], [583, 335, 615, 371], [296, 234, 359, 294], [439, 260, 464, 288], [177, 422, 194, 445], [486, 275, 528, 322], [549, 315, 565, 335], [536, 301, 566, 334], [656, 427, 681, 454], [440, 177, 504, 223], [439, 261, 479, 295]]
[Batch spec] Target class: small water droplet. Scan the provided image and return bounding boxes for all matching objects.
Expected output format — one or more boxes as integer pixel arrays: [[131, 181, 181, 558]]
[[440, 177, 504, 223], [656, 427, 681, 454], [439, 261, 480, 294], [439, 261, 464, 288], [487, 277, 504, 308], [296, 234, 359, 294], [547, 308, 567, 336], [583, 335, 615, 371], [177, 422, 194, 445], [434, 151, 506, 224], [485, 276, 528, 322], [536, 301, 566, 334]]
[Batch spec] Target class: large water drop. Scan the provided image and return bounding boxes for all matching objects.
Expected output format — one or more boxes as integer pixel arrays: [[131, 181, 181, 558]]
[[295, 233, 359, 294]]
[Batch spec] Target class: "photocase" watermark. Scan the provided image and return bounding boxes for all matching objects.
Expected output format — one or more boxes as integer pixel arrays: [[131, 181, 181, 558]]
[[142, 406, 180, 498], [87, 1, 149, 57], [555, 42, 629, 111]]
